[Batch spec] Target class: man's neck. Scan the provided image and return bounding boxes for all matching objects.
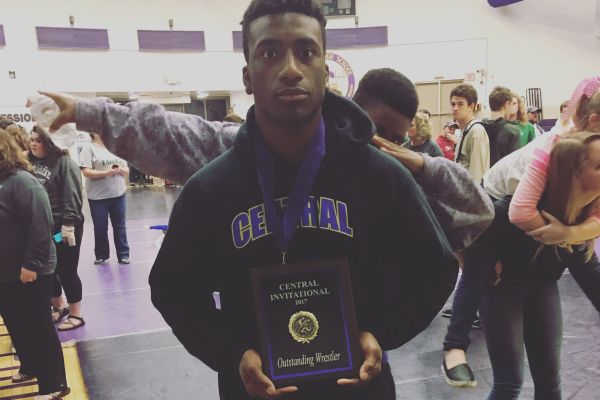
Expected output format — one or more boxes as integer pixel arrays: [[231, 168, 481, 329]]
[[490, 110, 505, 120], [457, 114, 475, 130], [255, 110, 322, 163]]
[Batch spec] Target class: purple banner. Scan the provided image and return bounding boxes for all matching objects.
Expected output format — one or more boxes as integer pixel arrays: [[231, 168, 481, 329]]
[[138, 30, 205, 51], [488, 0, 524, 7], [0, 25, 5, 46], [326, 26, 388, 48], [232, 26, 388, 51], [36, 27, 109, 49]]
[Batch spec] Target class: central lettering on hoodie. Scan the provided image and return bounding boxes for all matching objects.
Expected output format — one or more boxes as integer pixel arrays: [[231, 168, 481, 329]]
[[231, 195, 353, 249]]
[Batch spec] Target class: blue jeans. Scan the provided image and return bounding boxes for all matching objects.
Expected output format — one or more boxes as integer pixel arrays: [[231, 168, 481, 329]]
[[443, 197, 505, 351], [88, 194, 129, 260], [480, 280, 562, 400]]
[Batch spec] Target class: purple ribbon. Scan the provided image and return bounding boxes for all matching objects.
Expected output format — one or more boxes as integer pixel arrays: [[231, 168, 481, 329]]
[[255, 119, 326, 262]]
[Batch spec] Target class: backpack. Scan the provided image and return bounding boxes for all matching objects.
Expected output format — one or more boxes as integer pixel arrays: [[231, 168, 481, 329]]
[[455, 120, 487, 164]]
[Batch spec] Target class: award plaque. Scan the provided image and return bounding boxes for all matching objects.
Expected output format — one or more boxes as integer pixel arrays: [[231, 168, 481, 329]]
[[251, 258, 361, 387]]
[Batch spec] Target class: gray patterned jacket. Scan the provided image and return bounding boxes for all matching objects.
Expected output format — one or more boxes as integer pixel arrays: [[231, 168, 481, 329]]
[[76, 98, 493, 251]]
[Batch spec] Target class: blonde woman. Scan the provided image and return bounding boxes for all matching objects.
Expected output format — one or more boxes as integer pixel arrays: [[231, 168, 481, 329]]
[[401, 112, 443, 157]]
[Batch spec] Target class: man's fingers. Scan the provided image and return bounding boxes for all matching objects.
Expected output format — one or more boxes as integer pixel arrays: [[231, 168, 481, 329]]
[[337, 377, 361, 385], [526, 226, 547, 236], [38, 91, 66, 108]]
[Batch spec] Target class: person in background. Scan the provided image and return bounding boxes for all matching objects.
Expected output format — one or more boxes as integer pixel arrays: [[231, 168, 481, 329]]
[[482, 86, 521, 166], [418, 108, 431, 118], [28, 125, 86, 331], [527, 105, 545, 136], [436, 120, 459, 161], [0, 130, 70, 400], [79, 132, 131, 265], [223, 113, 244, 123], [4, 123, 30, 152], [402, 112, 444, 157], [451, 84, 490, 183], [510, 95, 537, 146], [549, 100, 574, 134]]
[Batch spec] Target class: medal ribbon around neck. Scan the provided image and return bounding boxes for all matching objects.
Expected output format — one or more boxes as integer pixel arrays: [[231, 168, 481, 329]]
[[255, 118, 326, 265]]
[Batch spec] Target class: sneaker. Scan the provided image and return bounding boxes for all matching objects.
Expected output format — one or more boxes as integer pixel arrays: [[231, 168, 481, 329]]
[[93, 258, 106, 265], [441, 360, 477, 388], [34, 387, 71, 399], [441, 308, 452, 318], [12, 372, 35, 383], [471, 319, 482, 329], [118, 257, 130, 264]]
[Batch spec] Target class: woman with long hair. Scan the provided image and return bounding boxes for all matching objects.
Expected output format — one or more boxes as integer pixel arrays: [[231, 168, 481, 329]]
[[0, 130, 70, 399], [28, 125, 85, 331], [79, 132, 130, 265], [481, 131, 600, 400]]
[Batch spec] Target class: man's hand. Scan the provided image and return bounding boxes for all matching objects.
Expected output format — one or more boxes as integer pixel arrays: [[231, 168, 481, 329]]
[[239, 349, 298, 399], [338, 331, 382, 387], [37, 91, 78, 132], [526, 211, 572, 245], [61, 225, 76, 247], [20, 268, 37, 284], [372, 135, 425, 174], [445, 132, 458, 144]]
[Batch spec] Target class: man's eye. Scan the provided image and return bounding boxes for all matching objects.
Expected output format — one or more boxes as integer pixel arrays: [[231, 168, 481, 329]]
[[301, 48, 315, 58], [264, 49, 277, 59]]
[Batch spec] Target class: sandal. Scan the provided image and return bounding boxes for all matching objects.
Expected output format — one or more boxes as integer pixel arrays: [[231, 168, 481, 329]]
[[57, 315, 85, 331], [34, 387, 71, 399], [12, 371, 36, 383], [51, 306, 69, 324]]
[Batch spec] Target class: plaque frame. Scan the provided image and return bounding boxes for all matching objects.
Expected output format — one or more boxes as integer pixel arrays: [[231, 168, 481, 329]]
[[251, 258, 361, 386]]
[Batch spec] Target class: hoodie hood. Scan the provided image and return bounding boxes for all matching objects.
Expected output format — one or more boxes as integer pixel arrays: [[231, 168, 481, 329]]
[[234, 91, 376, 153]]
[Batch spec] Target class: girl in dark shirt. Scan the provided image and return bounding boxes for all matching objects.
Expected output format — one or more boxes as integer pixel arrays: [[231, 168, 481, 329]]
[[0, 130, 70, 399], [28, 126, 86, 331]]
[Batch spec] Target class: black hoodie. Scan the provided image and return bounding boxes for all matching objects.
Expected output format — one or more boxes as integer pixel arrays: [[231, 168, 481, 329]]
[[149, 92, 458, 398]]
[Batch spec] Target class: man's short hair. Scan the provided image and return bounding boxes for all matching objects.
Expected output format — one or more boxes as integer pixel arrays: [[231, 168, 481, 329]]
[[450, 84, 478, 106], [241, 0, 327, 62], [353, 68, 419, 120], [488, 86, 513, 112]]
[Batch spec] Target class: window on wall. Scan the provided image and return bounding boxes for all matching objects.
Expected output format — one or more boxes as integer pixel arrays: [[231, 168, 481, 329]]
[[316, 0, 356, 16], [184, 98, 229, 121]]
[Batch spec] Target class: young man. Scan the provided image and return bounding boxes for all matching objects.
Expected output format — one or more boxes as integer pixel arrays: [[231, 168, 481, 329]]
[[451, 84, 490, 183], [150, 1, 458, 398], [484, 86, 521, 166], [527, 105, 545, 136]]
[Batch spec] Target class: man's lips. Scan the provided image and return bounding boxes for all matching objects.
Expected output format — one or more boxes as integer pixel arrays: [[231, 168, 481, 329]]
[[276, 88, 309, 102]]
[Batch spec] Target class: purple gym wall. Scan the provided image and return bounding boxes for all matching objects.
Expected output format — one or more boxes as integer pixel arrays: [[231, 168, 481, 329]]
[[0, 25, 5, 46]]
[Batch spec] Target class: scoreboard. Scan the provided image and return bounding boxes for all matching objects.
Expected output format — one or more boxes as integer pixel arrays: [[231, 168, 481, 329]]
[[316, 0, 356, 16]]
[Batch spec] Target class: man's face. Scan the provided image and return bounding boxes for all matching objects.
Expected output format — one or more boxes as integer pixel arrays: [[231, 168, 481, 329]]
[[443, 126, 456, 136], [509, 98, 519, 117], [243, 13, 327, 126], [451, 96, 475, 123], [361, 100, 411, 144], [528, 111, 539, 124]]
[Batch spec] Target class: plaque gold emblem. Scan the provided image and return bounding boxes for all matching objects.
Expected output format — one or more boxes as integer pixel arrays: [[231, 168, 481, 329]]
[[288, 311, 319, 344]]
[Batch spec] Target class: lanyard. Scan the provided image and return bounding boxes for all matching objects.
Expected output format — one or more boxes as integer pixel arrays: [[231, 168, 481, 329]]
[[254, 119, 326, 265]]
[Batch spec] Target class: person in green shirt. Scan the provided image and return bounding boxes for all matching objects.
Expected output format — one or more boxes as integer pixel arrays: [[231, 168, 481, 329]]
[[510, 94, 537, 147]]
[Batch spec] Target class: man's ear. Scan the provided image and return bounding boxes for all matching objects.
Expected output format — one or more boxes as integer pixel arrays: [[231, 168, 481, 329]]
[[243, 66, 253, 95], [589, 113, 600, 127], [325, 64, 330, 84]]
